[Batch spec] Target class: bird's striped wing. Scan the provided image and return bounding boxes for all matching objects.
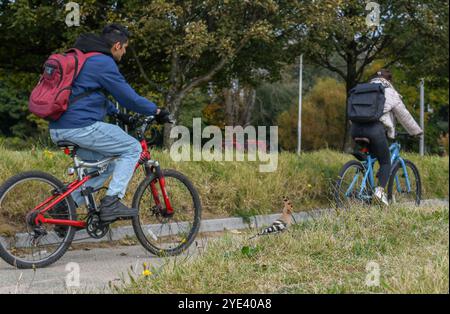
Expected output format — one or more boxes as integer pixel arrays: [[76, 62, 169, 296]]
[[258, 220, 287, 236]]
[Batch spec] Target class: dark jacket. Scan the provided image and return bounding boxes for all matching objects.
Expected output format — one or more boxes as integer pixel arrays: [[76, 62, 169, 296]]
[[49, 33, 158, 129]]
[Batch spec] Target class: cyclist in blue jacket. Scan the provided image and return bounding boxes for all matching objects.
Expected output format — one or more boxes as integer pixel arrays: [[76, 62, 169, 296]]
[[49, 24, 170, 223]]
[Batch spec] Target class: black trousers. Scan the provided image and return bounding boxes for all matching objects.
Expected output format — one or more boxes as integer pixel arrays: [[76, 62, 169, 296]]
[[351, 122, 391, 188]]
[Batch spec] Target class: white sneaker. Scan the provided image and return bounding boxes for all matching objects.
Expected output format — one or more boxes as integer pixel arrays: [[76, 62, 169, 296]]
[[374, 187, 389, 206]]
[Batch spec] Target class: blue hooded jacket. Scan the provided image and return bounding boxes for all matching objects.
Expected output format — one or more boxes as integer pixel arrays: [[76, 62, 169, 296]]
[[49, 34, 158, 129]]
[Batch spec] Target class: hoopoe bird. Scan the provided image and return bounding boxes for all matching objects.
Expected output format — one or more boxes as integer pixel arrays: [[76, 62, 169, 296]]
[[249, 196, 294, 239]]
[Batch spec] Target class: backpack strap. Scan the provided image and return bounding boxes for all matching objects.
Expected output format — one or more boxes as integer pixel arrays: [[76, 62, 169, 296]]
[[65, 48, 106, 105], [65, 48, 102, 78], [65, 48, 101, 57], [69, 88, 107, 104]]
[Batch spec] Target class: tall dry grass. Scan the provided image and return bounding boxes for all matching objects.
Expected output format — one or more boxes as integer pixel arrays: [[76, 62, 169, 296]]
[[0, 146, 448, 219]]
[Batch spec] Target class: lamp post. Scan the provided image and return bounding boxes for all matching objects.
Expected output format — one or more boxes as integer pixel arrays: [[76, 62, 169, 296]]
[[297, 54, 303, 155], [419, 79, 425, 156]]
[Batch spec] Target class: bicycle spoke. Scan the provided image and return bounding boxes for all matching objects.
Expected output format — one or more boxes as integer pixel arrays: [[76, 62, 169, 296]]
[[167, 222, 175, 249], [388, 160, 421, 206], [174, 218, 186, 238], [336, 162, 370, 207], [346, 172, 361, 197]]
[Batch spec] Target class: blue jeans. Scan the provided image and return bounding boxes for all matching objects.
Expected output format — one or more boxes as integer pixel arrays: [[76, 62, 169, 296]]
[[49, 122, 142, 206]]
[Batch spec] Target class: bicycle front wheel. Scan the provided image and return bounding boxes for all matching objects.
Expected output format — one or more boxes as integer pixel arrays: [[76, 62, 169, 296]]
[[0, 171, 76, 269], [387, 159, 421, 206], [335, 160, 371, 208], [132, 169, 202, 256]]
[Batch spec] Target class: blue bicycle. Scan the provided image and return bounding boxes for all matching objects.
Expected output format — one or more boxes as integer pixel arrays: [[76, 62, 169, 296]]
[[335, 134, 421, 207]]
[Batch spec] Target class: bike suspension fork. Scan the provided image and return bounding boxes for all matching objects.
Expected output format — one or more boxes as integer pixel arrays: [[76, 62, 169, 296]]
[[145, 161, 174, 215]]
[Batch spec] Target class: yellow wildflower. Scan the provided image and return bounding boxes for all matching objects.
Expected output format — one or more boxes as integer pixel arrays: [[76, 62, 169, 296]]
[[43, 149, 54, 160], [142, 269, 152, 277]]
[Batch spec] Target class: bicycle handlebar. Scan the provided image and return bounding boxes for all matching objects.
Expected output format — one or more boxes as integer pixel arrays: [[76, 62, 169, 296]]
[[396, 131, 422, 140], [132, 113, 175, 126], [133, 113, 156, 125], [116, 113, 174, 128], [396, 132, 411, 137], [123, 113, 175, 142]]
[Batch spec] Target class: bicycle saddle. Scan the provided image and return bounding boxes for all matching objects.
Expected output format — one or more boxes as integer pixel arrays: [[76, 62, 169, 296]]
[[56, 140, 79, 149], [353, 137, 370, 145], [352, 137, 370, 161]]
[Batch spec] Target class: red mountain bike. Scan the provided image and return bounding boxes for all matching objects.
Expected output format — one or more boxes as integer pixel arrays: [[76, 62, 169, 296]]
[[0, 115, 202, 269]]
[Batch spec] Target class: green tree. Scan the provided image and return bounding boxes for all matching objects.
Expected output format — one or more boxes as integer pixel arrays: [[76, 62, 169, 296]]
[[278, 77, 346, 151], [113, 0, 299, 145], [0, 0, 447, 154], [0, 0, 122, 139], [290, 0, 449, 151], [250, 61, 341, 129], [362, 59, 449, 154]]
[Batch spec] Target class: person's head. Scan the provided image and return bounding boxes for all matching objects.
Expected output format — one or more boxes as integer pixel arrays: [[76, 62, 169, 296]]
[[372, 68, 393, 83], [101, 24, 130, 62]]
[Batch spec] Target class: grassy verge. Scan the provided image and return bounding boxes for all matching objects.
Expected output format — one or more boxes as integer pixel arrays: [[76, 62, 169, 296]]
[[116, 203, 449, 294], [0, 146, 448, 218]]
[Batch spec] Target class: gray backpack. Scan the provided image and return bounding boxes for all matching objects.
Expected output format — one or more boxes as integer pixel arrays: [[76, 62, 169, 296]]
[[347, 83, 385, 123]]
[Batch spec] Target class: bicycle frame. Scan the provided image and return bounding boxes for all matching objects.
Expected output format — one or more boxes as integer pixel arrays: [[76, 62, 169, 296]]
[[29, 136, 174, 229], [346, 142, 412, 200], [390, 143, 412, 194]]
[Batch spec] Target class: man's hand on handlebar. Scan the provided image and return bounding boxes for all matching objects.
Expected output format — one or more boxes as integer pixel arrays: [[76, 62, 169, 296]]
[[155, 108, 173, 124], [113, 112, 137, 125], [112, 108, 174, 130]]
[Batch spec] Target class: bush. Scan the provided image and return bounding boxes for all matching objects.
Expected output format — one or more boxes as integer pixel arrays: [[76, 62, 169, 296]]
[[277, 77, 346, 151]]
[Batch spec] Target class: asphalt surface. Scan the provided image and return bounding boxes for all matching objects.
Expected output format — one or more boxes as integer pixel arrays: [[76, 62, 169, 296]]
[[0, 244, 170, 294]]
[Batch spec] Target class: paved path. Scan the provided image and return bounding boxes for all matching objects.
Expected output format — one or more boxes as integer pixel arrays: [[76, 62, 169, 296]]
[[0, 244, 169, 293]]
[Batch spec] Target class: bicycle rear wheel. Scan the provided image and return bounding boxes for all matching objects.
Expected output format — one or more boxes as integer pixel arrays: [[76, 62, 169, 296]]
[[387, 159, 421, 206], [132, 169, 202, 256], [335, 160, 372, 208], [0, 171, 76, 269]]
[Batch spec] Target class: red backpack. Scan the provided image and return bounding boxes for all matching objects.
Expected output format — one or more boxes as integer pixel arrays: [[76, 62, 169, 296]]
[[29, 48, 101, 121]]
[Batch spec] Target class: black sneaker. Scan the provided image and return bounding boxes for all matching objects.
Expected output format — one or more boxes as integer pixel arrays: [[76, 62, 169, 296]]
[[47, 201, 70, 238], [99, 195, 138, 222]]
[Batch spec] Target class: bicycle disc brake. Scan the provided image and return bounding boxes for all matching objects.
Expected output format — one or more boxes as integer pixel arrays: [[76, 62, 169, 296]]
[[151, 204, 173, 221], [86, 214, 110, 239]]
